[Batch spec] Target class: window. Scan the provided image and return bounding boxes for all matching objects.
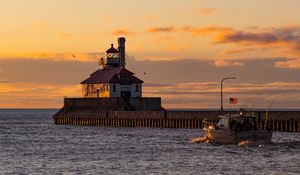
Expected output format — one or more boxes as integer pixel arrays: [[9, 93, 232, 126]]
[[113, 85, 116, 92], [135, 84, 139, 92]]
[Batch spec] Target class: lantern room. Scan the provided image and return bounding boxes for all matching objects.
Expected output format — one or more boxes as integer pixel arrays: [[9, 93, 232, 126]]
[[99, 37, 126, 69]]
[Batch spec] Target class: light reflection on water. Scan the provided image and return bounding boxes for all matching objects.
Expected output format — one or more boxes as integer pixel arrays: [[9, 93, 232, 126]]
[[0, 109, 300, 175]]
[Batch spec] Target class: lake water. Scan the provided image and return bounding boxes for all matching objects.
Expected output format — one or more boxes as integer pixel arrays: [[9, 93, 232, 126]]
[[0, 109, 299, 175]]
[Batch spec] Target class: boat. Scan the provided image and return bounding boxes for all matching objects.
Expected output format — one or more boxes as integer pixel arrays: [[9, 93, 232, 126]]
[[203, 109, 272, 144]]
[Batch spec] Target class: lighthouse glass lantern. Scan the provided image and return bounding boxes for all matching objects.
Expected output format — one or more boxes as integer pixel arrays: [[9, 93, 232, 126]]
[[105, 44, 120, 68]]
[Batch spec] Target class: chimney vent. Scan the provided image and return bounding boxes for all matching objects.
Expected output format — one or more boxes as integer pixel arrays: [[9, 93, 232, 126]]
[[118, 37, 126, 68]]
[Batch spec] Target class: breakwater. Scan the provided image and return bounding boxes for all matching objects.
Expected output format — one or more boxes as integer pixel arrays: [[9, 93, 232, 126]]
[[53, 110, 300, 132]]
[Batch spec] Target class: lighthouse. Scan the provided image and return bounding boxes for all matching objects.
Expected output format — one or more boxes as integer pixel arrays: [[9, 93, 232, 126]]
[[81, 37, 144, 99]]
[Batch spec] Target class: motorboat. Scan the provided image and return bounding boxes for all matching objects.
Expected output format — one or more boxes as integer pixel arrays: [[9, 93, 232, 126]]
[[203, 109, 272, 144]]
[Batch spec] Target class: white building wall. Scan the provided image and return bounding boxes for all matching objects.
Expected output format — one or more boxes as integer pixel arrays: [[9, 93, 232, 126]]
[[131, 83, 142, 97], [109, 83, 120, 97]]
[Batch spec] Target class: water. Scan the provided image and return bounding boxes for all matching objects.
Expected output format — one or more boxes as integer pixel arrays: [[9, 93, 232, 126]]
[[0, 109, 300, 175]]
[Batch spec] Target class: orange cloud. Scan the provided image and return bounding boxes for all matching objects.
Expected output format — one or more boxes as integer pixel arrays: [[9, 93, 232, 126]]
[[112, 29, 136, 36], [0, 79, 9, 83], [0, 82, 81, 108], [214, 26, 300, 58], [181, 26, 233, 35], [58, 32, 99, 41], [215, 31, 278, 44], [59, 33, 72, 37], [144, 81, 300, 109], [213, 60, 244, 67], [101, 15, 113, 22], [147, 26, 176, 33], [179, 26, 300, 52], [220, 48, 252, 55], [145, 15, 156, 20], [274, 59, 300, 69], [1, 79, 300, 108], [218, 47, 265, 56], [192, 8, 217, 14], [146, 25, 233, 36], [180, 25, 300, 57], [213, 26, 300, 54], [19, 52, 101, 62]]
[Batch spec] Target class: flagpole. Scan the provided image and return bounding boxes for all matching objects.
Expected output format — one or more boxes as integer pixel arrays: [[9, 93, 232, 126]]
[[221, 77, 236, 112]]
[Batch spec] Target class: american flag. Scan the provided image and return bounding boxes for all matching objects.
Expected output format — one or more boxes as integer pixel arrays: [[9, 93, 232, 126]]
[[229, 97, 238, 104]]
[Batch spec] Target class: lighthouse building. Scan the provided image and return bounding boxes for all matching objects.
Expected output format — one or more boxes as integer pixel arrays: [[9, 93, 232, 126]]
[[81, 37, 144, 99]]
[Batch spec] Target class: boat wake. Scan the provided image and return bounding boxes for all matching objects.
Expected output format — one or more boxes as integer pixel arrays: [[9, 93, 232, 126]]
[[238, 140, 266, 148], [190, 136, 210, 143], [238, 140, 253, 146]]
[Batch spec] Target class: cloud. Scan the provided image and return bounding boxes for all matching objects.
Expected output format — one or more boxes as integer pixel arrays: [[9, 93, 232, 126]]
[[274, 59, 300, 69], [216, 31, 277, 44], [1, 80, 299, 109], [145, 25, 300, 56], [191, 8, 217, 14], [169, 25, 300, 57], [112, 29, 136, 36], [11, 52, 103, 62], [59, 33, 72, 38], [58, 32, 99, 41], [213, 60, 244, 67], [0, 79, 9, 83], [181, 26, 233, 35], [145, 24, 300, 54], [213, 26, 300, 55], [219, 47, 259, 56], [127, 57, 300, 85], [2, 56, 300, 87], [0, 58, 98, 85], [147, 26, 176, 33], [0, 82, 81, 108], [144, 81, 300, 108], [101, 15, 113, 22], [144, 82, 173, 87], [145, 15, 156, 20], [144, 82, 300, 108], [1, 57, 300, 108]]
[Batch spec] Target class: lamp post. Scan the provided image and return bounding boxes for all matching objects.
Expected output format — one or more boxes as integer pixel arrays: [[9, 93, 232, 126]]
[[221, 77, 236, 112]]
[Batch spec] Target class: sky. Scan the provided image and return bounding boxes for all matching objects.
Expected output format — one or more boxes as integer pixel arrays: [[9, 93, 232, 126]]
[[0, 0, 300, 109]]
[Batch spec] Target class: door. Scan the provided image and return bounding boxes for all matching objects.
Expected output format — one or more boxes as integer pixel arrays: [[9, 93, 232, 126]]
[[121, 91, 131, 99]]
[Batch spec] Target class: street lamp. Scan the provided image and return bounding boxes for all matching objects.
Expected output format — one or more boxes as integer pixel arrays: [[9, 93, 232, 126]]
[[221, 77, 236, 112]]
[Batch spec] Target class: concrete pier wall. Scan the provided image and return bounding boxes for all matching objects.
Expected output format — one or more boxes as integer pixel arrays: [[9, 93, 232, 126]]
[[53, 110, 300, 132], [63, 97, 164, 111], [53, 98, 300, 132]]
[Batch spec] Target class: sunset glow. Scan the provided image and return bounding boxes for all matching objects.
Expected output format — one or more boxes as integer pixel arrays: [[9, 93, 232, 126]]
[[1, 0, 300, 108]]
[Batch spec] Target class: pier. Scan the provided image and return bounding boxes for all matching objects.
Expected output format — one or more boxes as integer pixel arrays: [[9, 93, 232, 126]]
[[53, 104, 300, 132]]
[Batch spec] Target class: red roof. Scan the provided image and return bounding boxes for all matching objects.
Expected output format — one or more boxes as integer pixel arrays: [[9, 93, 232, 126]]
[[81, 67, 143, 84], [132, 76, 144, 83]]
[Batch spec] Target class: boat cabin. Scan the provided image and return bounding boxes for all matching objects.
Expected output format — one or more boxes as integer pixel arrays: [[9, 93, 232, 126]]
[[217, 114, 258, 131]]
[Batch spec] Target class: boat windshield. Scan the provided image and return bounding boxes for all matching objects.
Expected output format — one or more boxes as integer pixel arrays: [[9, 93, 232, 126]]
[[218, 118, 228, 128], [229, 117, 257, 131]]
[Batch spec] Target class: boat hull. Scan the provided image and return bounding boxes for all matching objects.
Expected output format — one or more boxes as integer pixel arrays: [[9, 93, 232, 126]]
[[204, 129, 272, 144]]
